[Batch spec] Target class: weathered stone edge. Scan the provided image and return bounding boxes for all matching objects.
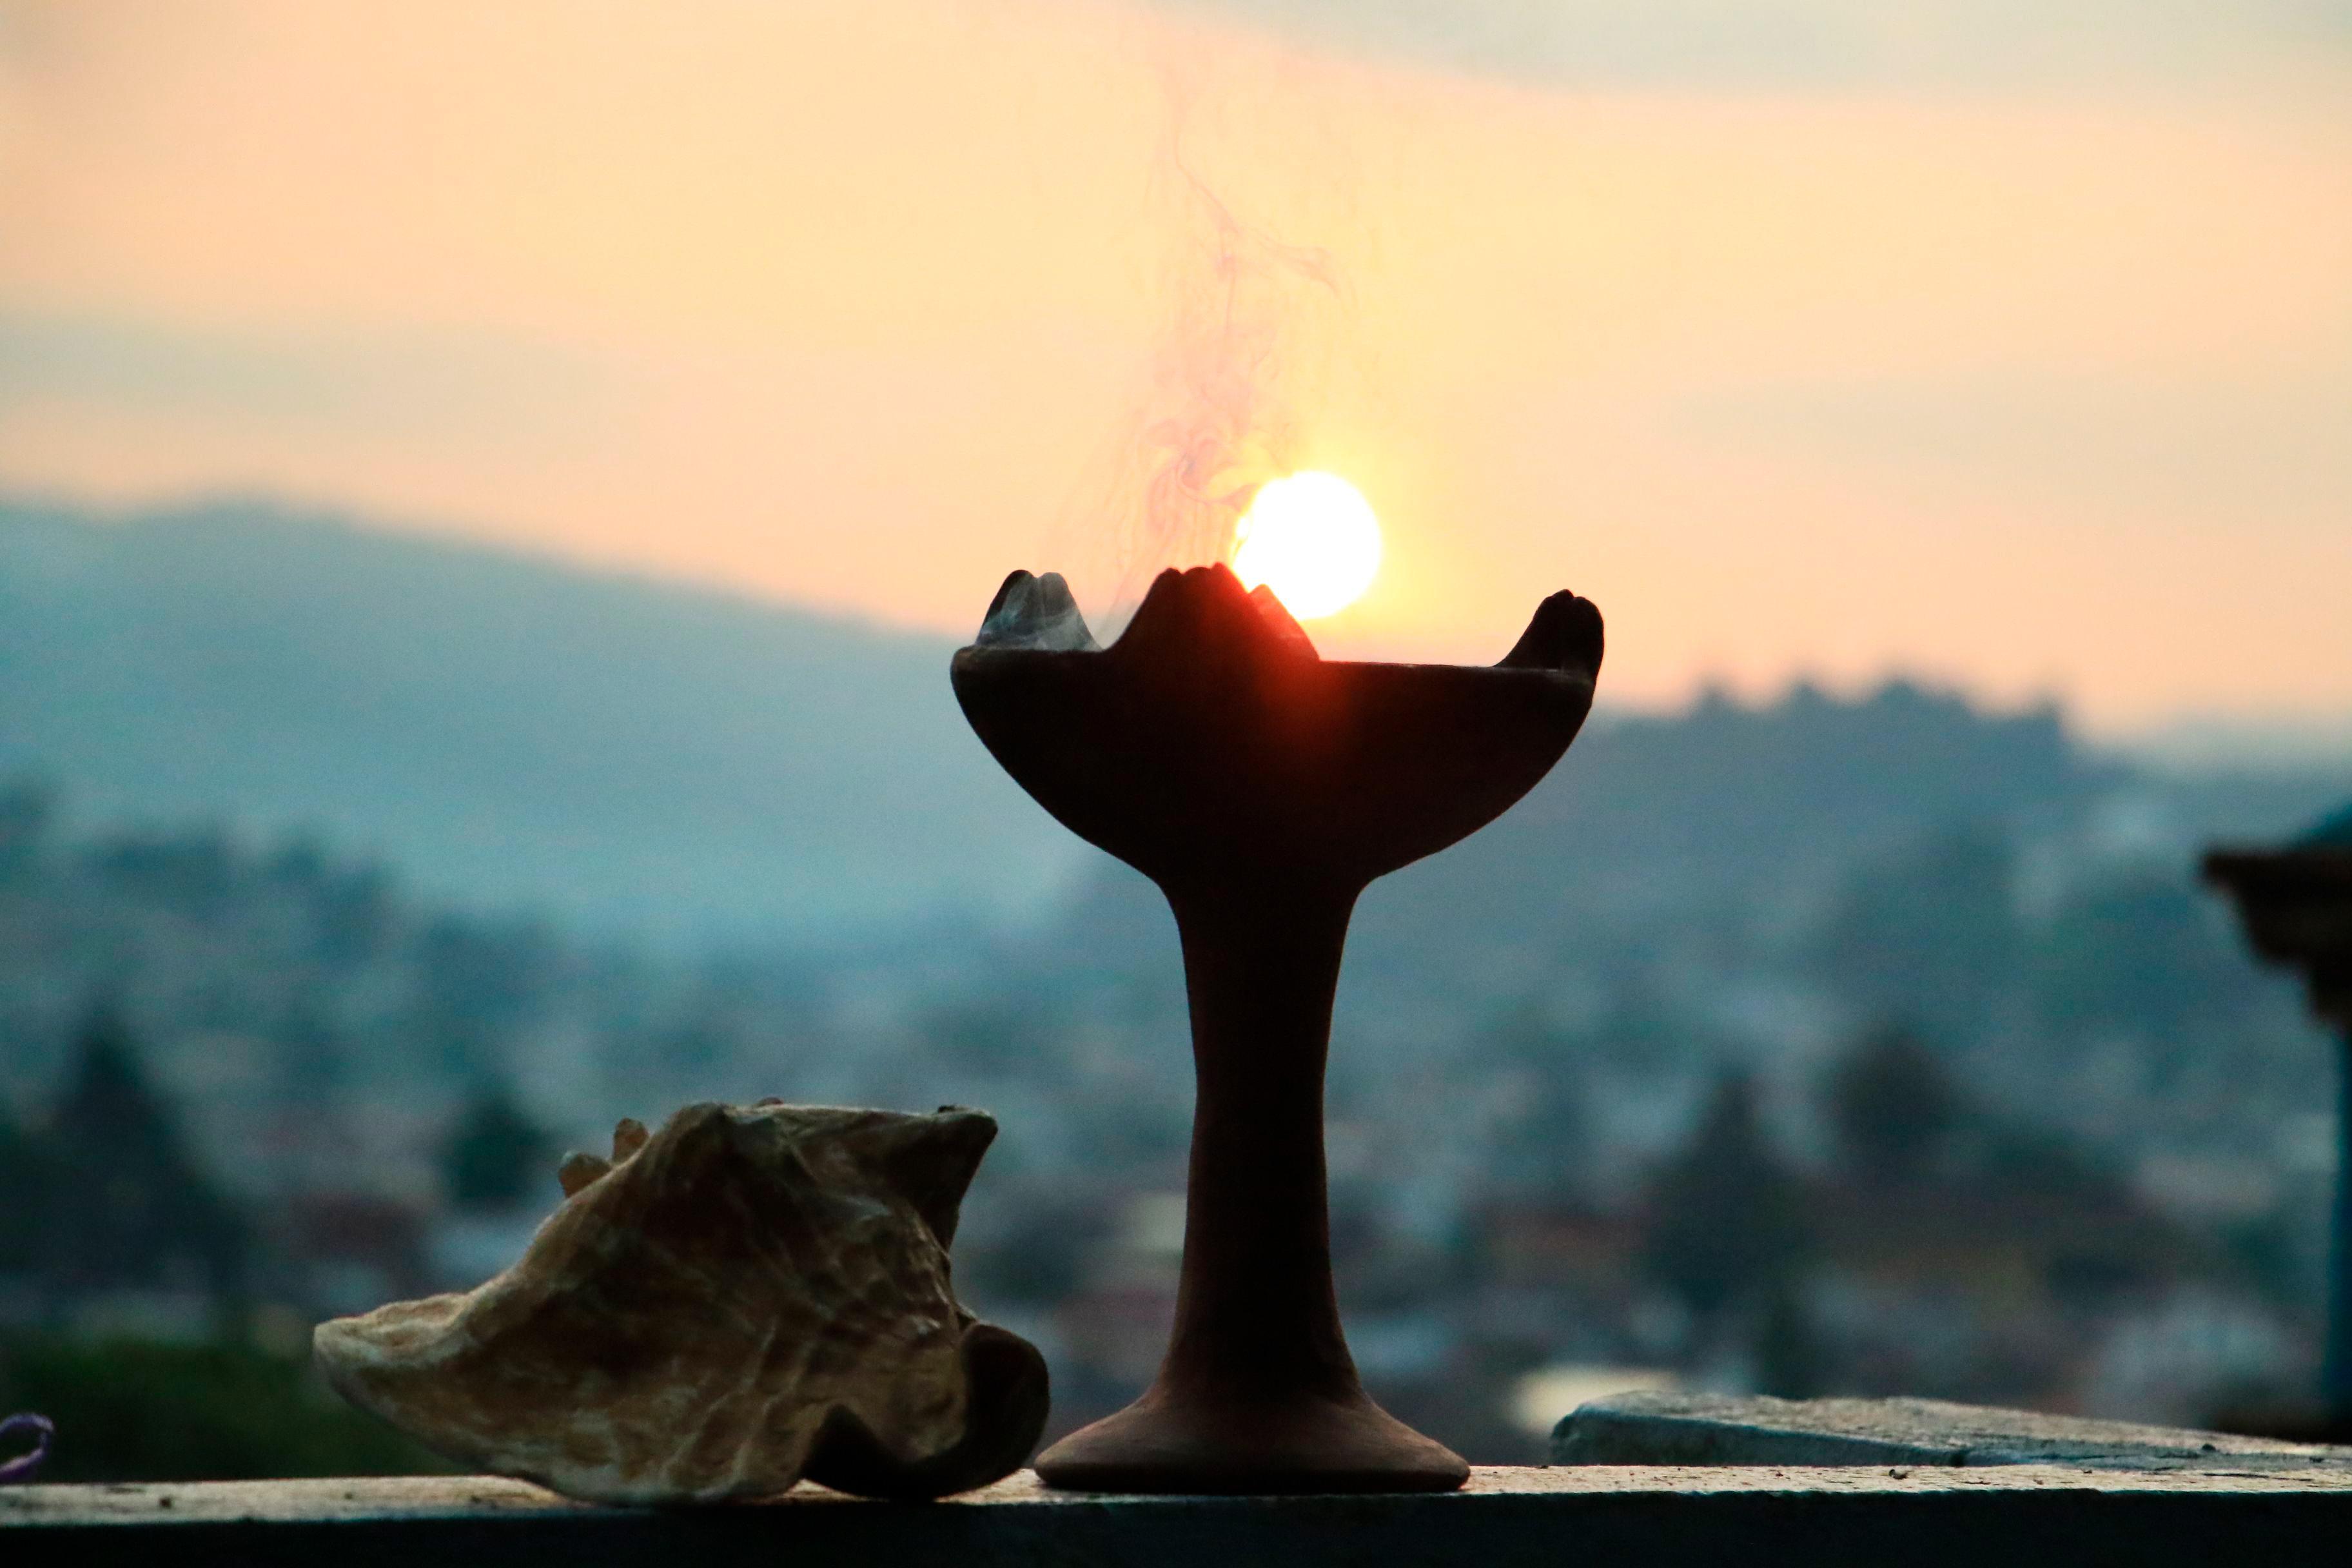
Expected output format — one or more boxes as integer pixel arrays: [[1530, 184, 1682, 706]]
[[14, 1464, 2352, 1532], [1551, 1393, 2352, 1471]]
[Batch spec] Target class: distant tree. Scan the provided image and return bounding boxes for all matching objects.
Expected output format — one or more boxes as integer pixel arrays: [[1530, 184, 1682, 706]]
[[413, 919, 556, 1039], [41, 1003, 247, 1293], [1824, 1026, 1974, 1184], [1473, 1003, 1591, 1198], [0, 778, 56, 883], [270, 1003, 346, 1111], [1587, 980, 1696, 1074], [0, 1101, 53, 1271], [439, 1083, 553, 1211], [2030, 876, 2259, 1043], [1642, 1075, 1812, 1317], [1752, 1282, 1828, 1399], [1975, 1124, 2122, 1206], [409, 919, 559, 1082], [84, 830, 240, 920], [302, 859, 398, 968], [1816, 825, 2021, 1044]]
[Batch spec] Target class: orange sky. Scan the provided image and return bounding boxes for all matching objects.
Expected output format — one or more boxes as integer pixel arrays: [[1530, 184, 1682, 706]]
[[2, 0, 2347, 730]]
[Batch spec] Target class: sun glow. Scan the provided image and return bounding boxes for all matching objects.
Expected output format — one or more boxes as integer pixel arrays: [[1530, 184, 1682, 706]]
[[1229, 472, 1383, 620]]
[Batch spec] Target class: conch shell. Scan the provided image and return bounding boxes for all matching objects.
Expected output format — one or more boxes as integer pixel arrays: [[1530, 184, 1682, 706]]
[[314, 1101, 1048, 1504]]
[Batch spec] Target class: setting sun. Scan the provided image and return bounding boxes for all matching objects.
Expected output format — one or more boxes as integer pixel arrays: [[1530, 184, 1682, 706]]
[[1229, 472, 1384, 620]]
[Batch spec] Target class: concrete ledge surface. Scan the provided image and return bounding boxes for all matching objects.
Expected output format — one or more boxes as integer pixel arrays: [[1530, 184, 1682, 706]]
[[8, 1465, 2352, 1567]]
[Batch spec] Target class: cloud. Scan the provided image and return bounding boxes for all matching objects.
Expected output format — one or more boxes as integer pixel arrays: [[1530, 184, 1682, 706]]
[[1164, 0, 2352, 90], [0, 313, 620, 445], [1672, 367, 2352, 524]]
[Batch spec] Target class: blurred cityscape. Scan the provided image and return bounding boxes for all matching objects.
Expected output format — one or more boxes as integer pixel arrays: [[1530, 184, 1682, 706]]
[[1, 501, 2346, 1478]]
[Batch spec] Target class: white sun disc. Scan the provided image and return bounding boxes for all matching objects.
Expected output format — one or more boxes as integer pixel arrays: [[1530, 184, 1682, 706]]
[[1230, 471, 1383, 620]]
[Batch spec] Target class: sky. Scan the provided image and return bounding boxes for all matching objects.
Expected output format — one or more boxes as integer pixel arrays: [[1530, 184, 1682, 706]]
[[1, 0, 2348, 734]]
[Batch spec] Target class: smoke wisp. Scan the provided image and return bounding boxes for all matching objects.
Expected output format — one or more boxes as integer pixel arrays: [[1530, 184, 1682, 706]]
[[1057, 55, 1356, 626]]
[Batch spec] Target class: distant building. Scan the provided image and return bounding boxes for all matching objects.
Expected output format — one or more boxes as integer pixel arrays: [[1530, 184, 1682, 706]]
[[2206, 796, 2352, 1427]]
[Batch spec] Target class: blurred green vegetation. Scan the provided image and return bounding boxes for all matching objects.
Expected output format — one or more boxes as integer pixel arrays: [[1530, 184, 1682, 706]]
[[0, 1333, 447, 1483], [440, 1081, 555, 1212]]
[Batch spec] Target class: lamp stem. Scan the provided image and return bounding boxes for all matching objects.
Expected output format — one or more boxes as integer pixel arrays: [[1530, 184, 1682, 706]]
[[1157, 878, 1362, 1407]]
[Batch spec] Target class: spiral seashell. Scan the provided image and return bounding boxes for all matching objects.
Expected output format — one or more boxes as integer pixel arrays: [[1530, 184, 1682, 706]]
[[314, 1101, 1046, 1504]]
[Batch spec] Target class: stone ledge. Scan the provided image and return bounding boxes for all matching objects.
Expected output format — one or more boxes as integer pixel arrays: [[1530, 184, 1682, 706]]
[[1552, 1391, 2352, 1471], [9, 1467, 2352, 1567]]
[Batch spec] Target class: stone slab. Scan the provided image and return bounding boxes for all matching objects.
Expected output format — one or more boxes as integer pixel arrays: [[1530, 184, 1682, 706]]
[[1553, 1391, 2352, 1471], [10, 1466, 2352, 1567]]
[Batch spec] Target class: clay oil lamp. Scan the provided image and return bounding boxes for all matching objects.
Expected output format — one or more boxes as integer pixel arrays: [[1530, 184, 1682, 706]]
[[951, 557, 1602, 1493]]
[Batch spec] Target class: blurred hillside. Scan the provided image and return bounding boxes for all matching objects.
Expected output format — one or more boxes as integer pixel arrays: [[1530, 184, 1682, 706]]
[[0, 496, 1077, 941], [8, 495, 2337, 945]]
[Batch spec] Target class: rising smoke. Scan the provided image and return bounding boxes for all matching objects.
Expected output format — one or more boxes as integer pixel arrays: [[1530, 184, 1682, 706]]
[[1054, 55, 1357, 629]]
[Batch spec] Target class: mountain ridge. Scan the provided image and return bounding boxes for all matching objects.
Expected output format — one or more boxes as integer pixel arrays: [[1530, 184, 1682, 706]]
[[0, 495, 1081, 939], [4, 494, 2343, 948]]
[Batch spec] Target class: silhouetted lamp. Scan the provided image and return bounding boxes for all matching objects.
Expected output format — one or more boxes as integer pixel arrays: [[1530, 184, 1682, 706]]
[[2206, 799, 2352, 1427], [952, 564, 1601, 1493]]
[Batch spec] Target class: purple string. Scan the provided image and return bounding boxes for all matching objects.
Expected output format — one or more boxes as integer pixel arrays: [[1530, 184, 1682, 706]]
[[0, 1413, 53, 1484]]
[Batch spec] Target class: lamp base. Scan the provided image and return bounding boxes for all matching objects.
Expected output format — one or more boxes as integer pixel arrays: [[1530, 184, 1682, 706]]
[[1034, 1388, 1470, 1494]]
